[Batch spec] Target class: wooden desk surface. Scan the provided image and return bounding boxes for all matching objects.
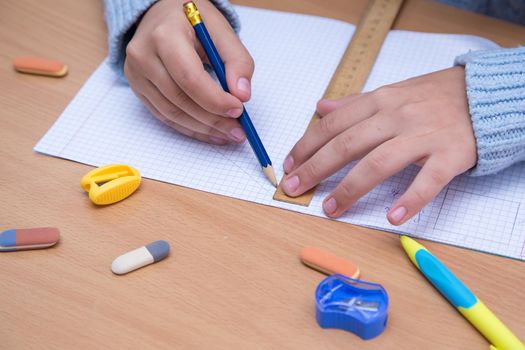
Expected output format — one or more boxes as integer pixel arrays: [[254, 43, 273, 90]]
[[1, 0, 524, 348]]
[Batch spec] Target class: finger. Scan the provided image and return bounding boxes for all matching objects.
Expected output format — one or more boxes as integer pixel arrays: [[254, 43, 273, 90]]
[[200, 3, 254, 102], [222, 42, 254, 102], [141, 79, 235, 142], [141, 75, 246, 143], [281, 113, 396, 196], [284, 94, 381, 174], [322, 138, 428, 218], [316, 94, 361, 117], [138, 92, 230, 146], [154, 23, 244, 117], [387, 157, 456, 225]]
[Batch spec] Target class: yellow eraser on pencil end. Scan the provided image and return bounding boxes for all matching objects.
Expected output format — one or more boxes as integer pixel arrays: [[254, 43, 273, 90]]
[[300, 246, 360, 279], [13, 56, 68, 77]]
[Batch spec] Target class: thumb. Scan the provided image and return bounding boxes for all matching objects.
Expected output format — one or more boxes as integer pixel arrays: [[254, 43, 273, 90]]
[[223, 43, 254, 102], [204, 3, 255, 102], [316, 93, 361, 116]]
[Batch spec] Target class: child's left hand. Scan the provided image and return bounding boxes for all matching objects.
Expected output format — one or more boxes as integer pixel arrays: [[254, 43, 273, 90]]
[[281, 67, 477, 225]]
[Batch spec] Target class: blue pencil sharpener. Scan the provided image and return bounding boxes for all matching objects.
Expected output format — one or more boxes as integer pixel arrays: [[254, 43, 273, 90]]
[[315, 274, 389, 340]]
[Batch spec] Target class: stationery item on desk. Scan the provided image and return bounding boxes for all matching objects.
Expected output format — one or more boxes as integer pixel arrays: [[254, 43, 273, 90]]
[[0, 227, 60, 251], [35, 6, 525, 262], [273, 0, 404, 206], [13, 56, 68, 77], [81, 164, 141, 205], [315, 274, 389, 340], [112, 240, 170, 275], [400, 236, 525, 350], [183, 1, 277, 187], [300, 246, 360, 278]]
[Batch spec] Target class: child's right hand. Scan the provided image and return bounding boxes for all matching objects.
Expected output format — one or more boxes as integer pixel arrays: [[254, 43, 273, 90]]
[[124, 0, 254, 145]]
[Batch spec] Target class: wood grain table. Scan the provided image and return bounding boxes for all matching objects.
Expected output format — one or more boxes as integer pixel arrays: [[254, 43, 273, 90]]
[[1, 0, 524, 348]]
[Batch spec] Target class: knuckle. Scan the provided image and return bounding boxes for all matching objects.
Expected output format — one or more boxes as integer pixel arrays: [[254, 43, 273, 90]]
[[366, 150, 390, 173], [210, 92, 229, 112], [411, 188, 428, 206], [166, 107, 185, 121], [426, 167, 450, 186], [183, 27, 195, 40], [373, 85, 389, 96], [244, 55, 255, 74], [302, 161, 320, 181], [371, 86, 393, 105], [171, 87, 191, 107], [162, 104, 185, 122], [318, 115, 336, 136], [232, 56, 255, 75], [151, 25, 170, 45], [125, 42, 141, 62], [210, 116, 230, 131], [397, 103, 419, 121], [201, 125, 215, 136], [334, 132, 354, 155], [336, 181, 355, 200], [176, 68, 197, 89]]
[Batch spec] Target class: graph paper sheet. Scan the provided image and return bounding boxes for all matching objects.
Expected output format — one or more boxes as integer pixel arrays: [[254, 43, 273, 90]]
[[35, 6, 525, 260]]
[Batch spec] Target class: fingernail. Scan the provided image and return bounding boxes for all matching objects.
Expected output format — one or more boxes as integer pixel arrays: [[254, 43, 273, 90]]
[[237, 77, 251, 96], [283, 155, 294, 173], [226, 108, 243, 118], [323, 197, 337, 215], [282, 175, 300, 194], [229, 128, 246, 143], [389, 206, 407, 224], [210, 136, 228, 144]]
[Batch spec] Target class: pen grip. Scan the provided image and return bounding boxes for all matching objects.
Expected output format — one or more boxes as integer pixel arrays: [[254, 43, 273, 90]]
[[416, 250, 477, 309]]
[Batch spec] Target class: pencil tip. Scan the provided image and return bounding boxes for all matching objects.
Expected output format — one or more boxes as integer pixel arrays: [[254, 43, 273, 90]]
[[263, 166, 278, 187]]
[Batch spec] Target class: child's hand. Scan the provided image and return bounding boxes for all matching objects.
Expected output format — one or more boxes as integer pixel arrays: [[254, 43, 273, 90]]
[[124, 0, 254, 145], [282, 67, 477, 225]]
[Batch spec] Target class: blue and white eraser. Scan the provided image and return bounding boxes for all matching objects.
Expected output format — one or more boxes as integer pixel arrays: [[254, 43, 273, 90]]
[[111, 240, 170, 275], [315, 274, 389, 340]]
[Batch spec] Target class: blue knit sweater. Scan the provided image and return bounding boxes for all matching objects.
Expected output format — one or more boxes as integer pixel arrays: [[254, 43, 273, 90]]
[[102, 0, 525, 177]]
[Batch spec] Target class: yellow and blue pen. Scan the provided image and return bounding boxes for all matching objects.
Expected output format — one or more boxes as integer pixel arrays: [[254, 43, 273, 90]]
[[183, 1, 277, 187], [400, 236, 525, 350]]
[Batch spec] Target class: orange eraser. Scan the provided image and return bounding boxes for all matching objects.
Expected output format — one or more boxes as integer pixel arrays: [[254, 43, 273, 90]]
[[13, 56, 68, 77], [300, 246, 360, 279]]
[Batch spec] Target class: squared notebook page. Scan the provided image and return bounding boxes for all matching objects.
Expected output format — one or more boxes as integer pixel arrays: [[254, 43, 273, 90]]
[[35, 6, 525, 261]]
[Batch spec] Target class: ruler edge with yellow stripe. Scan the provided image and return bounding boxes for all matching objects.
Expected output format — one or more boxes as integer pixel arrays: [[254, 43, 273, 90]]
[[273, 0, 405, 206]]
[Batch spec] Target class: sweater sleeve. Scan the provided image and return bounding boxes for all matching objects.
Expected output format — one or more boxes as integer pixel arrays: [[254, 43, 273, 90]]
[[102, 0, 240, 75], [455, 46, 525, 176]]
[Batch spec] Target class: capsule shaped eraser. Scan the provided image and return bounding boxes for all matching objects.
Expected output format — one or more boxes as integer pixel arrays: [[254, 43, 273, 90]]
[[300, 246, 360, 279], [111, 240, 170, 275], [13, 56, 68, 77], [0, 227, 60, 251]]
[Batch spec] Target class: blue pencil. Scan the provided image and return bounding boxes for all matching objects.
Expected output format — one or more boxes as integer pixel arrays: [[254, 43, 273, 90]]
[[183, 1, 277, 187]]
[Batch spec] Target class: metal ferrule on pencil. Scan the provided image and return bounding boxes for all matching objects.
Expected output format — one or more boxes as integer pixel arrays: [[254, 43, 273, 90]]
[[183, 2, 202, 26]]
